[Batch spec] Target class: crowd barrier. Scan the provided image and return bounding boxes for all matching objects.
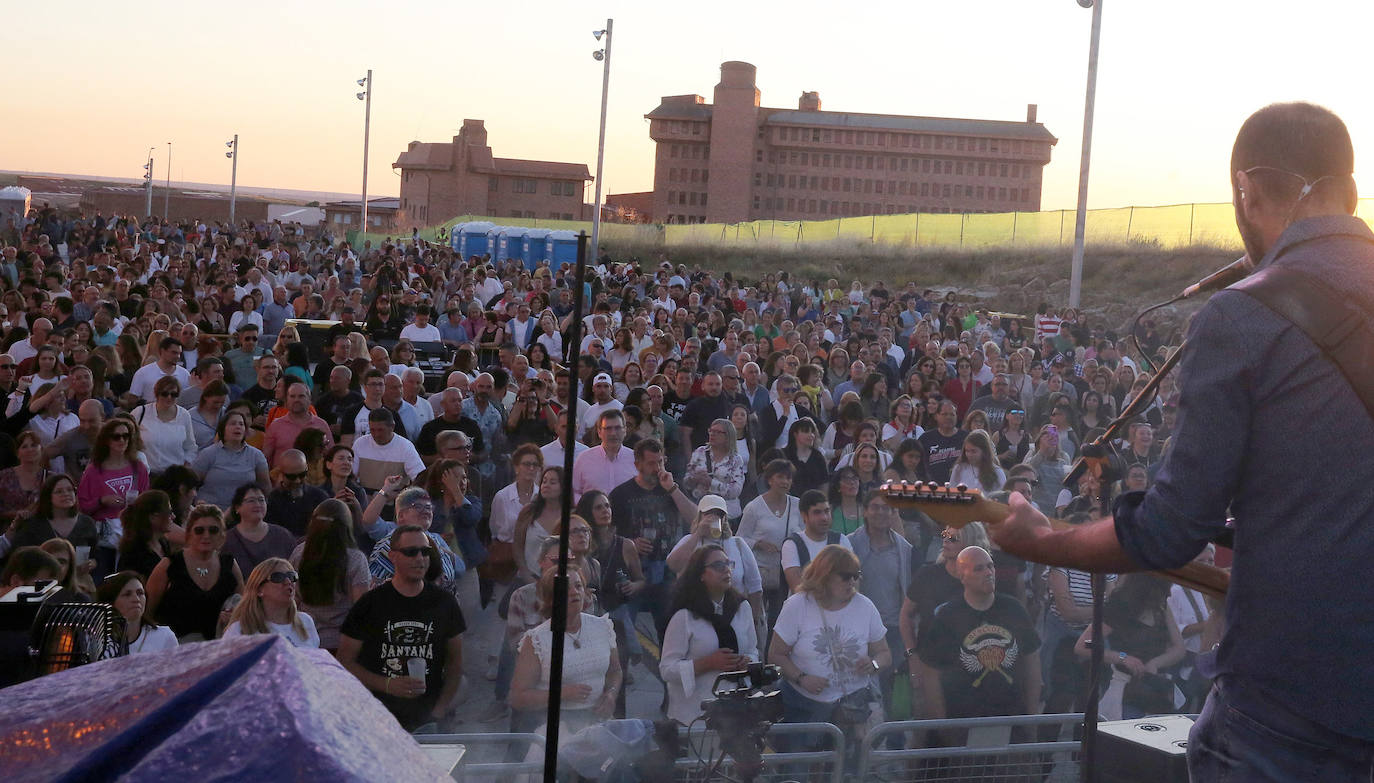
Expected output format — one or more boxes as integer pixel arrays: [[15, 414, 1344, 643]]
[[415, 716, 1088, 781], [350, 200, 1374, 255], [858, 713, 1085, 783]]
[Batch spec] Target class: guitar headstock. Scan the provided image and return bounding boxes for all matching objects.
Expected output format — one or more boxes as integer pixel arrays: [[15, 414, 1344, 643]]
[[878, 480, 1008, 528]]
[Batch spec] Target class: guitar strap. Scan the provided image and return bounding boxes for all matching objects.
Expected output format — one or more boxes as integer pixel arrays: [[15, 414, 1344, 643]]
[[1230, 240, 1374, 422]]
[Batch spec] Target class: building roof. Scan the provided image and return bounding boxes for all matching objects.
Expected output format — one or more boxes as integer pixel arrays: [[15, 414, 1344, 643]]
[[645, 98, 714, 122], [392, 143, 454, 171], [766, 110, 1057, 143], [491, 158, 592, 180], [324, 197, 400, 212]]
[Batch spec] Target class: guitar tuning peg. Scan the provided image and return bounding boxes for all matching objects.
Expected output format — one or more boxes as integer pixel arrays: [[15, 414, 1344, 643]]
[[955, 484, 968, 493]]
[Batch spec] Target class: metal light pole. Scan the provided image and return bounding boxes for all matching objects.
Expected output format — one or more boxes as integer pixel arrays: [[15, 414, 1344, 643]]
[[357, 71, 373, 235], [164, 142, 173, 221], [143, 149, 155, 218], [1068, 0, 1103, 310], [590, 20, 613, 256], [226, 135, 238, 225]]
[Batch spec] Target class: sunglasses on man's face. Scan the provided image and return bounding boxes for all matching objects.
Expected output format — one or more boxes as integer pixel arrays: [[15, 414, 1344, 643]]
[[283, 471, 308, 481], [395, 546, 431, 559]]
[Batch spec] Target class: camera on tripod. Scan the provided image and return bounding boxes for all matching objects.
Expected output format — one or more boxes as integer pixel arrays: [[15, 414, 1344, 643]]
[[698, 663, 784, 780]]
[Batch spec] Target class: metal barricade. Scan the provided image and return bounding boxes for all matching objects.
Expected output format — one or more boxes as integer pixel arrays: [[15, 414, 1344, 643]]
[[858, 714, 1085, 783], [416, 732, 546, 782], [673, 722, 845, 783]]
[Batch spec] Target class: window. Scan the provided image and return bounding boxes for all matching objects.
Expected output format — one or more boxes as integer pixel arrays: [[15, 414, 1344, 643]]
[[813, 129, 821, 142], [977, 186, 985, 199], [678, 193, 687, 205], [669, 168, 678, 183], [753, 196, 761, 209], [943, 161, 953, 174], [1000, 164, 1009, 177], [689, 192, 698, 206], [942, 184, 951, 198], [692, 123, 701, 135], [864, 179, 873, 194], [955, 161, 964, 175], [510, 210, 522, 218], [866, 156, 874, 170], [920, 183, 929, 196], [756, 150, 763, 163], [965, 186, 973, 197], [489, 178, 498, 191], [922, 159, 931, 173], [980, 139, 989, 152], [843, 178, 852, 192], [999, 187, 1008, 201], [934, 137, 943, 150], [524, 211, 535, 218], [670, 145, 679, 158], [701, 194, 707, 205], [754, 173, 762, 186], [342, 214, 352, 225], [978, 162, 986, 176]]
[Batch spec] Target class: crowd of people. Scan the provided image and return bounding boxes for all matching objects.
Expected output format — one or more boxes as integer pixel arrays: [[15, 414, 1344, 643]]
[[0, 205, 1223, 748]]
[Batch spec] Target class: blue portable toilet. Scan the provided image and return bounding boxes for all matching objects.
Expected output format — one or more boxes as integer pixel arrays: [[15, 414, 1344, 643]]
[[457, 221, 497, 259], [521, 228, 552, 270], [495, 227, 527, 261], [448, 221, 468, 254], [548, 230, 580, 271]]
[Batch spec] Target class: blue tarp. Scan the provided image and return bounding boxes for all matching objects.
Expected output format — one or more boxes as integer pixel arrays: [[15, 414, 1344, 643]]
[[0, 635, 450, 783]]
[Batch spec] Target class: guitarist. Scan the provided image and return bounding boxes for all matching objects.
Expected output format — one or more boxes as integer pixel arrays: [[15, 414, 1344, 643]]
[[992, 103, 1374, 779]]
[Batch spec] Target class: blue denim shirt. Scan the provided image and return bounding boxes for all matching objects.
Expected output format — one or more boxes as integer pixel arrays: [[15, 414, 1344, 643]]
[[1114, 215, 1374, 740]]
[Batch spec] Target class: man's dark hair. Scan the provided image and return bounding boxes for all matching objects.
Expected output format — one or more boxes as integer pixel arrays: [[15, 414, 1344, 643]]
[[158, 337, 183, 352], [237, 322, 260, 333], [0, 547, 61, 586], [389, 524, 428, 548], [194, 356, 223, 376], [364, 369, 386, 383], [799, 489, 828, 514], [367, 407, 396, 427], [1231, 102, 1355, 206]]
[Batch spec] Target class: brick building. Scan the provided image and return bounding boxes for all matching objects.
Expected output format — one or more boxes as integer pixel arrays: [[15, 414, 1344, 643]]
[[79, 187, 272, 224], [323, 197, 401, 234], [646, 61, 1057, 224], [392, 120, 593, 230]]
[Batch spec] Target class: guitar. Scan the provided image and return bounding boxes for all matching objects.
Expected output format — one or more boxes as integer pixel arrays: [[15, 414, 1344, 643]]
[[879, 480, 1230, 600]]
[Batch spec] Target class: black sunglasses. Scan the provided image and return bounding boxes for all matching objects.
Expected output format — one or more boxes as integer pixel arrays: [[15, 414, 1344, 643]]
[[158, 391, 179, 398], [283, 471, 308, 480], [191, 525, 222, 536], [838, 571, 863, 582], [268, 571, 299, 584], [395, 546, 431, 558], [109, 432, 130, 441]]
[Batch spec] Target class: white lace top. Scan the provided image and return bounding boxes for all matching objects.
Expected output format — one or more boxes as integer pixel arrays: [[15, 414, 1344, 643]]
[[522, 613, 616, 711]]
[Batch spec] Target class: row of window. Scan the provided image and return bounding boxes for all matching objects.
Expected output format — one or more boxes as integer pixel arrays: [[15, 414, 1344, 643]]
[[771, 125, 1046, 157], [664, 190, 708, 207], [666, 143, 709, 160], [750, 188, 1032, 216], [666, 167, 709, 185], [656, 119, 705, 136], [490, 178, 580, 196], [663, 214, 708, 224], [761, 149, 1035, 179], [751, 172, 1038, 199], [329, 213, 384, 226], [507, 211, 578, 220]]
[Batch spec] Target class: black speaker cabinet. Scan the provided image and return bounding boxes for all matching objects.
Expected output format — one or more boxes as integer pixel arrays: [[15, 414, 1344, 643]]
[[1095, 714, 1192, 783]]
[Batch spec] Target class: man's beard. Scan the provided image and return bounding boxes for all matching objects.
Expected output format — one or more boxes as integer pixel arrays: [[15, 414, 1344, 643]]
[[1235, 199, 1269, 264]]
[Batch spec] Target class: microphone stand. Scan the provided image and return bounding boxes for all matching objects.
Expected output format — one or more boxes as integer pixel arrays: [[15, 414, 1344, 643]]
[[1069, 340, 1186, 783], [544, 232, 589, 782]]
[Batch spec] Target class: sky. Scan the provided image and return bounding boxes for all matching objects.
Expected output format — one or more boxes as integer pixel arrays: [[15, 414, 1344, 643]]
[[4, 0, 1372, 211]]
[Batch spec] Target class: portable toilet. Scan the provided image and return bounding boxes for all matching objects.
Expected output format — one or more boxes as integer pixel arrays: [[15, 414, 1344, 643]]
[[521, 228, 552, 270], [495, 226, 527, 261], [0, 187, 31, 237], [548, 230, 581, 270], [457, 221, 497, 259], [447, 221, 467, 254]]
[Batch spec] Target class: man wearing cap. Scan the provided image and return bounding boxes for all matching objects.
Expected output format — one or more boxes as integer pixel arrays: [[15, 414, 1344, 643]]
[[326, 306, 365, 344], [580, 373, 623, 439]]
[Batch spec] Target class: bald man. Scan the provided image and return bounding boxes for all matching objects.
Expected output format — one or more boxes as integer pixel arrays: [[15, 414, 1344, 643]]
[[265, 449, 330, 537], [44, 398, 105, 479], [915, 546, 1040, 720]]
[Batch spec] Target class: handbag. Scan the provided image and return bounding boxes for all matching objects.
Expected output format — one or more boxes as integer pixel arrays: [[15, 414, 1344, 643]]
[[831, 684, 879, 726], [478, 539, 518, 583], [1121, 672, 1175, 715]]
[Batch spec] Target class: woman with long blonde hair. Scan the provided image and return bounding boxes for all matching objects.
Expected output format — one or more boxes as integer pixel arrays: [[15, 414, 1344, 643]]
[[223, 557, 320, 648]]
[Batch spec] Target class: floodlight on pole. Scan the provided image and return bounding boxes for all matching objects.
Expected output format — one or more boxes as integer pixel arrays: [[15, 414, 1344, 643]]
[[1068, 0, 1103, 310], [357, 70, 373, 235], [226, 134, 239, 225], [588, 19, 613, 264]]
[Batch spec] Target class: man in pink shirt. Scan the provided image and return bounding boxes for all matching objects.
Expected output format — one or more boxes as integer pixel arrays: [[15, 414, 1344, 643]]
[[571, 409, 636, 502], [263, 382, 333, 467]]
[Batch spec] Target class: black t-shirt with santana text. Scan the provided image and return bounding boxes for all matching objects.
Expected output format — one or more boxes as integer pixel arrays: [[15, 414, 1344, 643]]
[[340, 581, 466, 730]]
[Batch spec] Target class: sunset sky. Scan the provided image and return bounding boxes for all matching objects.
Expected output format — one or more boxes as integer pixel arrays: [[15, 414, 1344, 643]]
[[4, 0, 1369, 211]]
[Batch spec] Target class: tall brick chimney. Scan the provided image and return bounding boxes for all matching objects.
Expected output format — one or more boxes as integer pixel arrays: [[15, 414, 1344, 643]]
[[1026, 104, 1038, 123], [799, 91, 821, 112]]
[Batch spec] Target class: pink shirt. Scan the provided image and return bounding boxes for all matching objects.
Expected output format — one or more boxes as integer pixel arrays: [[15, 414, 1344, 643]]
[[571, 444, 637, 502], [262, 414, 335, 468]]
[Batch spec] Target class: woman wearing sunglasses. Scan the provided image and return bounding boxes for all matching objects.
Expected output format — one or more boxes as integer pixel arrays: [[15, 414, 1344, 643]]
[[133, 376, 198, 475], [78, 418, 151, 578], [146, 504, 245, 642], [223, 557, 320, 649], [768, 545, 891, 753]]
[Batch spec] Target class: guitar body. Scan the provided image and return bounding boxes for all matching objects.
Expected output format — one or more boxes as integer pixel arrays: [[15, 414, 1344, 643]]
[[879, 480, 1229, 600]]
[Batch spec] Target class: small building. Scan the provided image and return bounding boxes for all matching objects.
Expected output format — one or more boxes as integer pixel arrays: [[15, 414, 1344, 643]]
[[322, 197, 400, 233], [79, 187, 273, 224], [392, 120, 593, 230]]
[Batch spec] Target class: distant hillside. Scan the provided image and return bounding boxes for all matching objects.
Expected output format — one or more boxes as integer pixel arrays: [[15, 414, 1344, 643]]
[[0, 169, 373, 205]]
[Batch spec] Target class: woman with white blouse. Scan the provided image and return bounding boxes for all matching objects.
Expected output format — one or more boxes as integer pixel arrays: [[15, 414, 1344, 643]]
[[684, 418, 746, 521], [660, 545, 759, 725], [98, 570, 179, 654], [667, 495, 765, 645], [134, 376, 199, 474]]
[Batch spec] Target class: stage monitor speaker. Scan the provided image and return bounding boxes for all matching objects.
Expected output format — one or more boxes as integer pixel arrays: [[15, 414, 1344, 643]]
[[1095, 714, 1192, 783]]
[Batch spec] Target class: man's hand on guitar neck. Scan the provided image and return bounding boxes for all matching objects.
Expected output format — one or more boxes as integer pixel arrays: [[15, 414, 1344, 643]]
[[993, 491, 1140, 573]]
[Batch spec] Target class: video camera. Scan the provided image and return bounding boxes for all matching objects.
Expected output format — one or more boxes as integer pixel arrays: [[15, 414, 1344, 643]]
[[699, 663, 784, 780]]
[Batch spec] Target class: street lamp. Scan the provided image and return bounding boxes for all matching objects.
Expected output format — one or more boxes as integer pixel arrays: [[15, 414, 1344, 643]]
[[589, 20, 613, 258], [357, 71, 373, 234], [1068, 0, 1103, 309], [142, 148, 155, 218], [164, 142, 173, 221], [226, 135, 238, 225]]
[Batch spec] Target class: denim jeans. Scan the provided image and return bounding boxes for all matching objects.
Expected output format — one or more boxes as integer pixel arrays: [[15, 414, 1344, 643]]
[[1189, 678, 1374, 781]]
